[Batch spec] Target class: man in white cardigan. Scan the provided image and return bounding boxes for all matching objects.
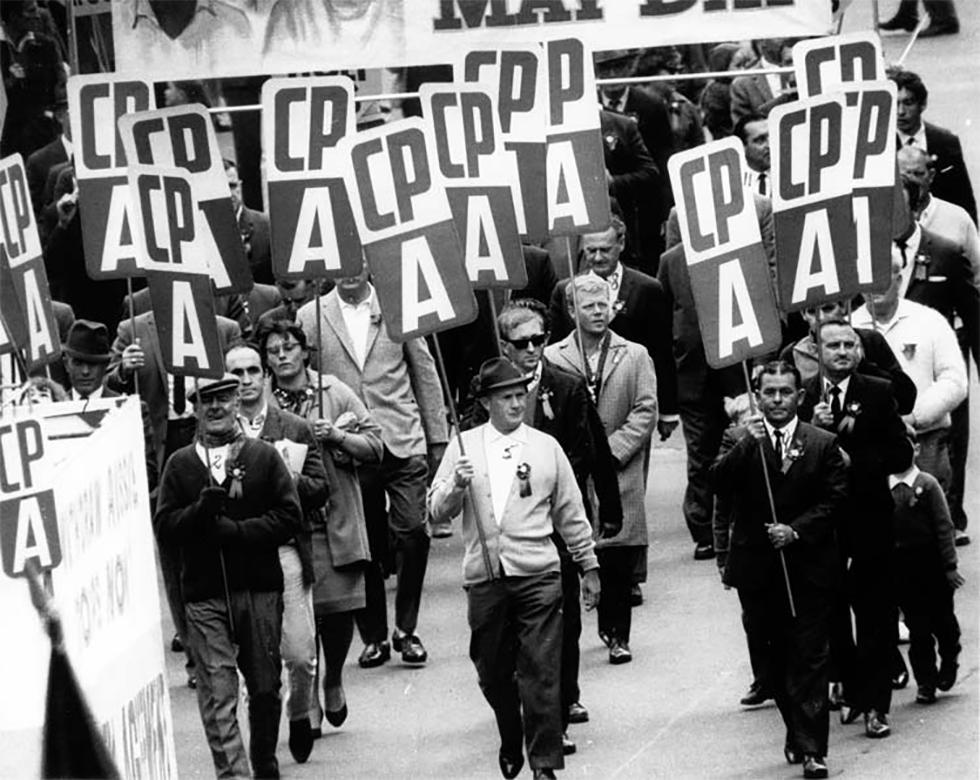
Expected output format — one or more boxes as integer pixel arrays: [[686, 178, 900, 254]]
[[429, 358, 600, 780]]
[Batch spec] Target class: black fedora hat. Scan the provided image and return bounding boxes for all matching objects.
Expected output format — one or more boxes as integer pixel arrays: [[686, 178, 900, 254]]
[[63, 320, 111, 363], [474, 358, 529, 398]]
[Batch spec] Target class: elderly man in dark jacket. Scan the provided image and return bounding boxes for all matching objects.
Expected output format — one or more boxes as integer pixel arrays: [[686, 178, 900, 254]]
[[155, 373, 301, 779]]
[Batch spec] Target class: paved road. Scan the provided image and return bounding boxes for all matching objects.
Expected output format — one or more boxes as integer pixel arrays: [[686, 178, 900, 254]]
[[167, 4, 980, 777]]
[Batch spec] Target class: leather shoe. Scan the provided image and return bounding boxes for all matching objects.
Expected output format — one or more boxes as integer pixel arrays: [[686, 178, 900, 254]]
[[357, 641, 391, 668], [937, 660, 958, 691], [393, 630, 428, 664], [783, 745, 803, 765], [915, 685, 937, 704], [803, 755, 828, 779], [288, 718, 314, 763], [324, 684, 348, 727], [567, 701, 589, 724], [865, 709, 891, 738], [629, 584, 643, 606], [891, 669, 909, 690], [919, 21, 959, 37], [598, 630, 612, 648], [609, 638, 633, 665], [828, 682, 845, 711], [739, 682, 772, 706], [562, 731, 576, 755], [839, 704, 862, 725], [186, 674, 197, 690], [954, 530, 970, 547], [498, 749, 524, 779], [325, 703, 348, 727], [170, 633, 183, 653], [532, 770, 557, 780], [878, 13, 918, 32], [693, 543, 715, 560]]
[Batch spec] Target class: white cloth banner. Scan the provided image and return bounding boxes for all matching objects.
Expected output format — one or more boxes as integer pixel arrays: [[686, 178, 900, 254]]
[[111, 0, 831, 81]]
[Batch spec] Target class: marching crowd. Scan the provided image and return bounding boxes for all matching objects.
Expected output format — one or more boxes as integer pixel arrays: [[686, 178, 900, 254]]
[[3, 3, 978, 779]]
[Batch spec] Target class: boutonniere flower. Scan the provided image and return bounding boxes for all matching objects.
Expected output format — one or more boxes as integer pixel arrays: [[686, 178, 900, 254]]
[[610, 347, 624, 368], [228, 463, 246, 499], [539, 387, 555, 420], [516, 462, 532, 498], [786, 445, 804, 462], [611, 299, 625, 317], [909, 484, 924, 506], [369, 312, 382, 325], [604, 133, 618, 151], [846, 401, 861, 417]]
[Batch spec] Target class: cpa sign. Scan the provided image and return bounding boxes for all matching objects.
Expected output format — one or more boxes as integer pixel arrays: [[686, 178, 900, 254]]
[[669, 138, 782, 368], [0, 417, 61, 579], [262, 76, 363, 280]]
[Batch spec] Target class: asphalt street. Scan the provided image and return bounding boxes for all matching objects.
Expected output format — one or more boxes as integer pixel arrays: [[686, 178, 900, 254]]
[[165, 4, 980, 777]]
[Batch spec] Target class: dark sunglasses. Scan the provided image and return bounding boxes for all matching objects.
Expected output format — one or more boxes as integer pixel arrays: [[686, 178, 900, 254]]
[[505, 334, 547, 350]]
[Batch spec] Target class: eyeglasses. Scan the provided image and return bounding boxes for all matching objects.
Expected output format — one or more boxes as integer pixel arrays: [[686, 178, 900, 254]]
[[504, 334, 547, 350], [265, 342, 301, 357]]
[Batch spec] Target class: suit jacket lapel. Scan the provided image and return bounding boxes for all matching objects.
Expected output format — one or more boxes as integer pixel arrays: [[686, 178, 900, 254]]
[[324, 293, 359, 368], [363, 295, 383, 361], [553, 338, 585, 377], [781, 425, 805, 475], [601, 334, 629, 387]]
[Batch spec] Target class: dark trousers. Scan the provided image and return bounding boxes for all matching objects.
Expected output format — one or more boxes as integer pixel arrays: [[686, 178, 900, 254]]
[[895, 548, 961, 687], [948, 394, 969, 531], [846, 555, 896, 714], [738, 584, 832, 757], [678, 396, 729, 546], [597, 546, 644, 643], [185, 591, 283, 779], [467, 571, 564, 771], [558, 553, 581, 729], [738, 591, 773, 690], [355, 449, 430, 642]]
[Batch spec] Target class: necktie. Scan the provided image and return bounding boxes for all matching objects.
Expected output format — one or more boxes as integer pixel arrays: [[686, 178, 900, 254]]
[[896, 238, 909, 268], [829, 386, 842, 420], [906, 136, 917, 147], [757, 172, 767, 196], [173, 374, 186, 415], [773, 428, 783, 462]]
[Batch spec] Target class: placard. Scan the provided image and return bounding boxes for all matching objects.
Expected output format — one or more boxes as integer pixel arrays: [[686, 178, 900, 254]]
[[668, 138, 782, 369], [145, 271, 225, 380]]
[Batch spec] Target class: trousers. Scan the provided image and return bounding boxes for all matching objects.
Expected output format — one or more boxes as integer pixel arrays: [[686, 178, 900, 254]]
[[279, 545, 316, 722], [597, 546, 644, 643], [678, 396, 730, 546]]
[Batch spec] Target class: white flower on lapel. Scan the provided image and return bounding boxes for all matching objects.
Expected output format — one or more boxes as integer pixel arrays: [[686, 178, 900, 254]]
[[539, 387, 555, 420]]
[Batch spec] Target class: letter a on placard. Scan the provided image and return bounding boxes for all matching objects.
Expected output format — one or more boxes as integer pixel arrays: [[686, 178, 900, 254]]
[[792, 210, 841, 304], [401, 236, 455, 334], [172, 282, 209, 368], [146, 270, 224, 378], [717, 259, 763, 360], [290, 187, 341, 273], [465, 195, 508, 280], [12, 495, 52, 573], [20, 269, 56, 362], [546, 141, 588, 229], [101, 185, 138, 274]]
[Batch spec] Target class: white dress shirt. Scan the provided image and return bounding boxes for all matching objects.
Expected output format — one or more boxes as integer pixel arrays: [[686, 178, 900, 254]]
[[889, 464, 921, 490], [338, 285, 375, 369], [897, 124, 928, 152], [483, 423, 528, 525], [823, 376, 851, 410], [892, 223, 922, 300], [763, 415, 798, 457], [238, 403, 268, 439], [71, 386, 104, 402]]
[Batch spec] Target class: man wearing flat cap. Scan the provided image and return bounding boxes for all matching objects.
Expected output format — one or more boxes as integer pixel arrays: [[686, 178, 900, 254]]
[[428, 358, 600, 780], [154, 373, 302, 779]]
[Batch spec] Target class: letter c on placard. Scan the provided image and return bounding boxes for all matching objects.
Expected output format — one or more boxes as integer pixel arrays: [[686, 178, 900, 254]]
[[778, 109, 807, 201], [351, 137, 396, 232], [679, 157, 715, 252]]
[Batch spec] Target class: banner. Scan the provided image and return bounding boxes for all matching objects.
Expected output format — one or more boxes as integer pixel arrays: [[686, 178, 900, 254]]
[[118, 105, 252, 294], [68, 74, 155, 279], [419, 83, 526, 289], [262, 76, 363, 281], [0, 398, 178, 779], [0, 155, 62, 370], [668, 138, 783, 369], [112, 1, 830, 81], [342, 117, 478, 342], [146, 271, 225, 380], [770, 93, 858, 312]]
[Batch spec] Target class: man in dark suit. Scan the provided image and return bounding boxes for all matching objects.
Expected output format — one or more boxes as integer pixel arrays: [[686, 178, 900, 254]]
[[799, 320, 914, 740], [713, 361, 847, 779], [25, 84, 70, 215], [225, 159, 273, 283], [730, 38, 799, 123], [891, 69, 976, 224]]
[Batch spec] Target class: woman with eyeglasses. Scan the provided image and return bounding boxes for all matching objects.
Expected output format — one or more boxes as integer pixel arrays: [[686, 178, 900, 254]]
[[258, 320, 383, 737]]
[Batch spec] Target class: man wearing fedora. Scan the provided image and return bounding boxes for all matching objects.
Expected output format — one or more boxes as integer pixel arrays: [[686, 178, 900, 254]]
[[62, 319, 114, 401], [429, 358, 600, 780], [155, 373, 302, 779]]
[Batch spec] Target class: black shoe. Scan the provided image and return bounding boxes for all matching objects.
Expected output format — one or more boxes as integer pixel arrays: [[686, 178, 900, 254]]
[[431, 522, 453, 538], [915, 685, 937, 704], [609, 638, 633, 665], [784, 745, 804, 765], [357, 641, 391, 668], [324, 703, 348, 727], [803, 755, 828, 779], [288, 718, 314, 763], [629, 584, 643, 606], [891, 669, 909, 690], [498, 749, 524, 779], [598, 630, 612, 648], [393, 630, 428, 664], [187, 674, 197, 690], [740, 682, 772, 707], [693, 543, 715, 561], [919, 20, 959, 37], [937, 660, 958, 691], [532, 770, 557, 780], [878, 13, 918, 32], [562, 731, 576, 755], [954, 530, 970, 547], [865, 709, 891, 738], [840, 704, 862, 725], [170, 633, 183, 653], [828, 682, 845, 711], [567, 701, 589, 724]]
